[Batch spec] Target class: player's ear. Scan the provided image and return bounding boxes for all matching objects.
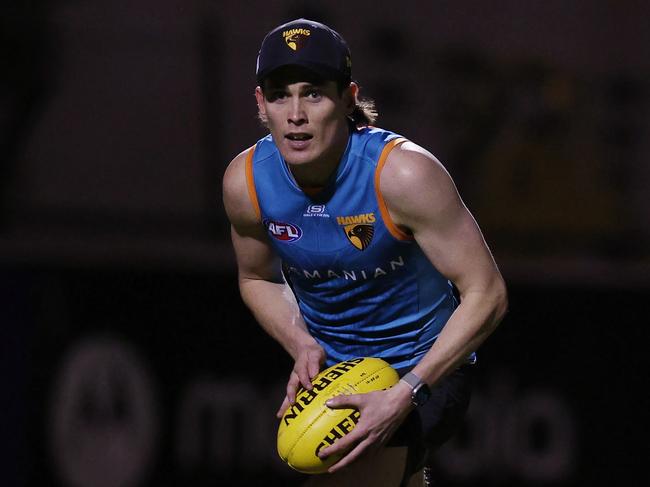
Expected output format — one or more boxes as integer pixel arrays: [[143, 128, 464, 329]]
[[255, 86, 268, 123], [344, 82, 358, 116]]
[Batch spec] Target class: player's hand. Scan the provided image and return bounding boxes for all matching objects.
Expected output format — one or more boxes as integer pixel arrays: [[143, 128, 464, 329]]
[[317, 381, 413, 472], [276, 342, 326, 418]]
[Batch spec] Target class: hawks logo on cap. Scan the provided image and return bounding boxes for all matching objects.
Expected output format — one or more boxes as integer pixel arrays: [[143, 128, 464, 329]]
[[337, 213, 375, 251], [283, 28, 311, 51]]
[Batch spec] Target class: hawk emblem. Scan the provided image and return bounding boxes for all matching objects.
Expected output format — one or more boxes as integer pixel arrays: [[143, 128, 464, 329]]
[[344, 224, 374, 251], [282, 28, 311, 51]]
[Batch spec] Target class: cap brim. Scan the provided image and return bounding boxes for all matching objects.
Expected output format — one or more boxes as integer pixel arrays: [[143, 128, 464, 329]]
[[257, 61, 348, 85]]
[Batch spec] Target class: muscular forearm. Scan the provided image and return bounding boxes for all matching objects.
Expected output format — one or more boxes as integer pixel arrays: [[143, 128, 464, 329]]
[[239, 276, 318, 360], [412, 278, 508, 386]]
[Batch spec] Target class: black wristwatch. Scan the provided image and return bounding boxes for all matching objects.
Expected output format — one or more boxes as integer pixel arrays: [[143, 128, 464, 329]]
[[400, 372, 431, 407]]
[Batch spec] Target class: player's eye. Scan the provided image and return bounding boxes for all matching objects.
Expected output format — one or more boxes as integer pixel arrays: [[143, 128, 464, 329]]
[[305, 89, 322, 100], [266, 90, 287, 102]]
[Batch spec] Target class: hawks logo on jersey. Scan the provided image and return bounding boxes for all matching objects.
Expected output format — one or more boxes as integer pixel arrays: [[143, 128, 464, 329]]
[[336, 213, 375, 250], [344, 224, 374, 250]]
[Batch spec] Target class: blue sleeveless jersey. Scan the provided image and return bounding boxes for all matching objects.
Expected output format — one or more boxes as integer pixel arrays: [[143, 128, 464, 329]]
[[247, 127, 458, 369]]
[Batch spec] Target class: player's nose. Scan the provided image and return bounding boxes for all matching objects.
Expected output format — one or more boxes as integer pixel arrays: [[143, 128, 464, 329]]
[[287, 98, 307, 125]]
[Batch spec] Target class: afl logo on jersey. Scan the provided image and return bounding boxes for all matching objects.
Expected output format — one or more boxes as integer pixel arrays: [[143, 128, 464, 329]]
[[264, 219, 303, 242]]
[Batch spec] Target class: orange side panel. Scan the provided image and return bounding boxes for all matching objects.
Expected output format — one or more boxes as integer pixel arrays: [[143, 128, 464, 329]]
[[244, 146, 261, 220]]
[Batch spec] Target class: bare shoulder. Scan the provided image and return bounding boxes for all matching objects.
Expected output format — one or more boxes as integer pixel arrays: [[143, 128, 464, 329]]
[[223, 147, 259, 226], [380, 141, 462, 226]]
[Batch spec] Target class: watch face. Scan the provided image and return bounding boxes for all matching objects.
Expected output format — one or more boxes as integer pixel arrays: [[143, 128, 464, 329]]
[[413, 383, 431, 406]]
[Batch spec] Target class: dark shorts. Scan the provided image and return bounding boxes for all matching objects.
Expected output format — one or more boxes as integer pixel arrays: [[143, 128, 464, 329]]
[[387, 363, 474, 475]]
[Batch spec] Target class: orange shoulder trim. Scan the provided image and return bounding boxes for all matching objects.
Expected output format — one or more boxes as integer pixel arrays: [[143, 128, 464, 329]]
[[374, 137, 413, 241], [244, 145, 261, 220]]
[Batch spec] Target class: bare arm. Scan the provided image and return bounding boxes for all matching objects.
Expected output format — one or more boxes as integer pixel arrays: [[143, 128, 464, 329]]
[[322, 141, 507, 471], [223, 150, 325, 414], [382, 142, 508, 386]]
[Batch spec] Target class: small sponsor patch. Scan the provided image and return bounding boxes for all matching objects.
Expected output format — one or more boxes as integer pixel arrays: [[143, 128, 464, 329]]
[[303, 204, 330, 218]]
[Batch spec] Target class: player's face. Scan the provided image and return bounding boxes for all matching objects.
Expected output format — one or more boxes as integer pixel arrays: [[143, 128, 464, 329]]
[[256, 70, 354, 173]]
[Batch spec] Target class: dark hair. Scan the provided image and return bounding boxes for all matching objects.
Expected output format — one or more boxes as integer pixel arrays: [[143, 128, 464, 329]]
[[257, 76, 379, 128]]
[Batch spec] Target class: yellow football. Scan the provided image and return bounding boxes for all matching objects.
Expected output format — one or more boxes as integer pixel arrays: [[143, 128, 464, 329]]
[[277, 357, 399, 474]]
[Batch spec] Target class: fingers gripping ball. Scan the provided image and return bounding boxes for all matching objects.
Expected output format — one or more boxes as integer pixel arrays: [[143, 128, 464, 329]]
[[277, 357, 399, 474]]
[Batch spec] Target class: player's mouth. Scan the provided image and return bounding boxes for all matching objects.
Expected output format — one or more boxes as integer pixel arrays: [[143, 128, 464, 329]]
[[285, 132, 313, 149]]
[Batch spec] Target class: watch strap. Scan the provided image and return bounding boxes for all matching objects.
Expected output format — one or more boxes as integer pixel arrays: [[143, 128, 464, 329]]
[[400, 371, 423, 389], [401, 371, 431, 407]]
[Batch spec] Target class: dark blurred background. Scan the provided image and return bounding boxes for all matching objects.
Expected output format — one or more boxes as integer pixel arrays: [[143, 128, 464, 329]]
[[1, 1, 648, 486]]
